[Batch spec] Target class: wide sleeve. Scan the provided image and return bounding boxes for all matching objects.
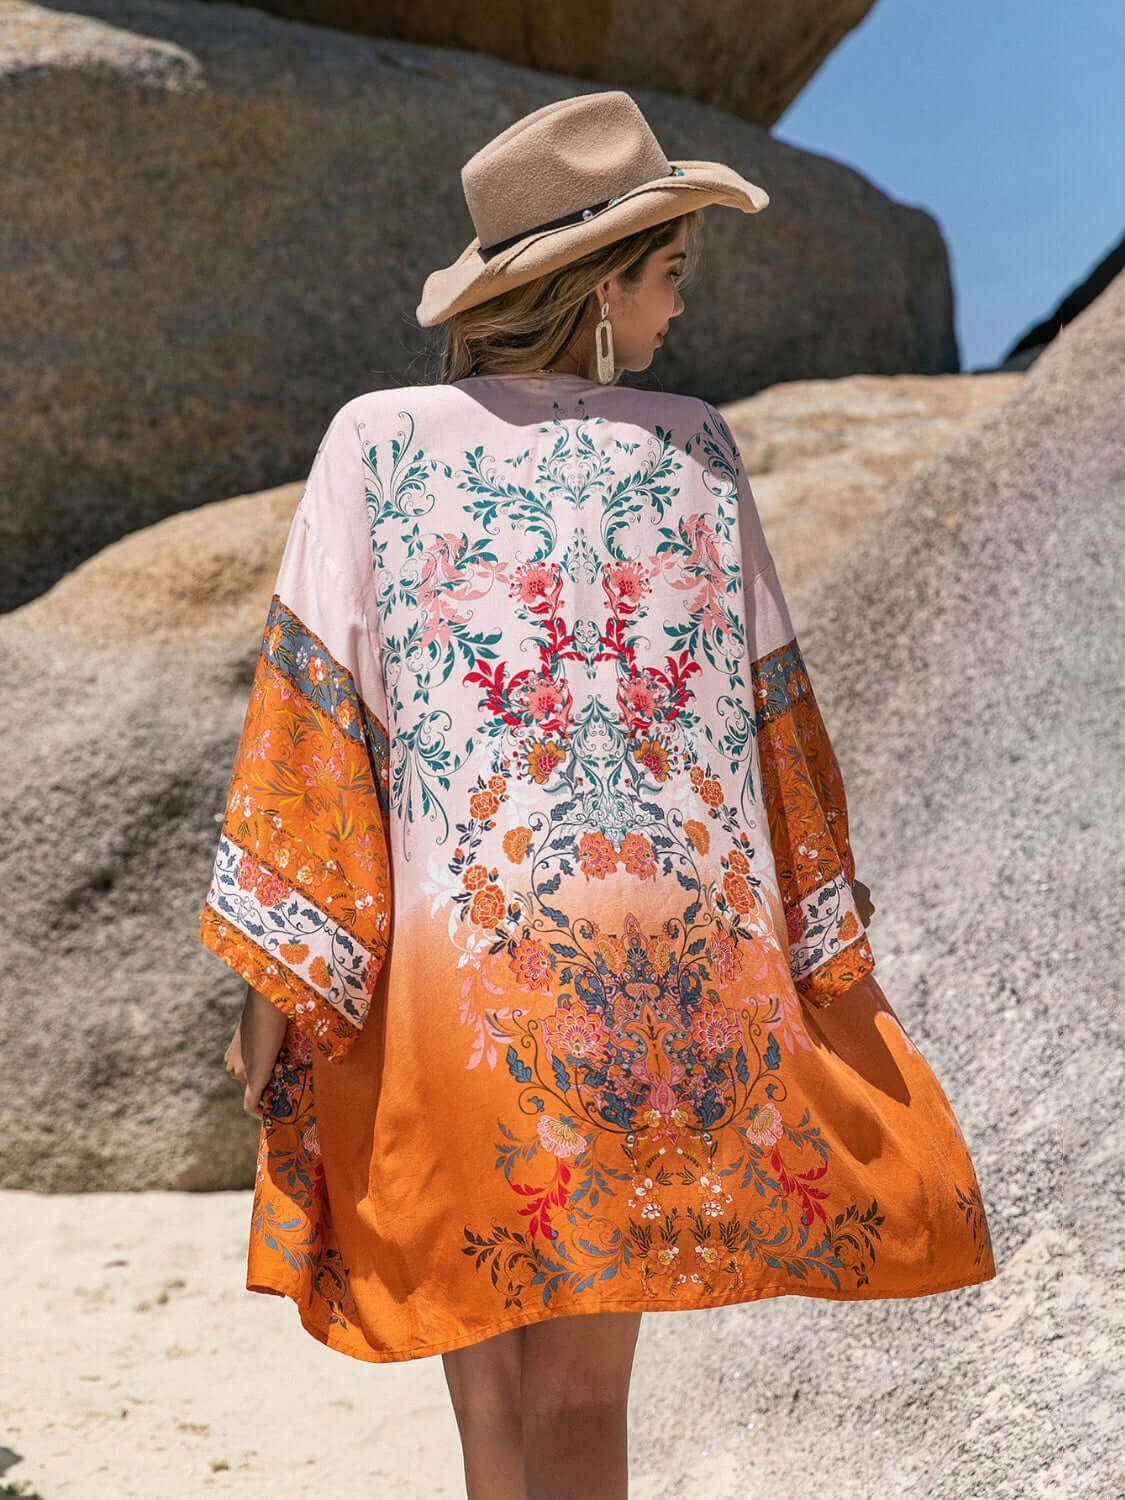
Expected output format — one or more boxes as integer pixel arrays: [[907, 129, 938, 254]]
[[198, 399, 392, 1061], [701, 399, 876, 1008]]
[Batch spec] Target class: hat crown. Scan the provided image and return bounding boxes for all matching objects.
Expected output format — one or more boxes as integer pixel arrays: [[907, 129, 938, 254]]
[[462, 91, 671, 252]]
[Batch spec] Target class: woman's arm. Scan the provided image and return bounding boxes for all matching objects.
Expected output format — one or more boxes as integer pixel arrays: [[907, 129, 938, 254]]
[[223, 984, 289, 1119]]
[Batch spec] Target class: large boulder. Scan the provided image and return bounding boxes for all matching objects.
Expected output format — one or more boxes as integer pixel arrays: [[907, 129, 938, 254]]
[[720, 370, 1020, 600], [0, 483, 302, 1193], [202, 0, 876, 129], [633, 274, 1125, 1494], [0, 364, 1011, 1193], [1, 0, 956, 610], [999, 225, 1125, 370]]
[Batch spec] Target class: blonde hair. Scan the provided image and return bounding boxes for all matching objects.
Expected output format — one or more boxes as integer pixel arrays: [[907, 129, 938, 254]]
[[428, 210, 705, 384]]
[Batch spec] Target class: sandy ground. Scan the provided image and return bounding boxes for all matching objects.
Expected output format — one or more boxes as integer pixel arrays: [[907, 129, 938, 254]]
[[0, 1190, 470, 1498], [0, 1190, 699, 1500]]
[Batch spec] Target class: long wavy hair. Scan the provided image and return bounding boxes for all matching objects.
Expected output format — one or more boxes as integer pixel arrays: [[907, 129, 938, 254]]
[[427, 209, 705, 384]]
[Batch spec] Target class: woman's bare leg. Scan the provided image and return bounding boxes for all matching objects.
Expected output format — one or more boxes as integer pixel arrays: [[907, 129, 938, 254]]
[[442, 1324, 528, 1500], [441, 1311, 643, 1500], [520, 1311, 643, 1500]]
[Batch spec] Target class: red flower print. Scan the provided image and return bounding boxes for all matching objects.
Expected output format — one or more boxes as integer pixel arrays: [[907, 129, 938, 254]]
[[622, 679, 658, 718], [578, 832, 618, 880], [786, 904, 805, 944], [237, 855, 263, 891], [727, 848, 750, 874], [770, 1147, 830, 1226], [510, 561, 562, 614], [689, 998, 741, 1056], [525, 678, 565, 719], [619, 832, 657, 880], [700, 779, 724, 808], [509, 1157, 572, 1241], [603, 559, 651, 616], [543, 1002, 609, 1063], [288, 1027, 314, 1066], [632, 738, 670, 780], [510, 937, 552, 992], [463, 863, 489, 891], [254, 872, 289, 909], [526, 741, 564, 784]]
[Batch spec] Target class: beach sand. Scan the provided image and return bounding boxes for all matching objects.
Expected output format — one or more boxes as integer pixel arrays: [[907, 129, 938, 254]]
[[0, 1189, 470, 1498], [1, 1190, 690, 1499]]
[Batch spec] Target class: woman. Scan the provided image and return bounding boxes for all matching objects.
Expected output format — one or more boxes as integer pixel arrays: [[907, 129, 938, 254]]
[[206, 90, 995, 1499]]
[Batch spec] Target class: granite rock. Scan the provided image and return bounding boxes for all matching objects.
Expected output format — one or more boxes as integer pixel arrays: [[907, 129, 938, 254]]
[[720, 369, 1021, 604], [631, 271, 1125, 1500], [0, 483, 302, 1192], [210, 0, 877, 128], [1, 0, 956, 609]]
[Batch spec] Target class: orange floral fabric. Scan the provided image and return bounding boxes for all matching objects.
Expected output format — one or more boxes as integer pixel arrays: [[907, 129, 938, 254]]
[[750, 638, 877, 1006], [198, 381, 995, 1364], [200, 595, 391, 1061]]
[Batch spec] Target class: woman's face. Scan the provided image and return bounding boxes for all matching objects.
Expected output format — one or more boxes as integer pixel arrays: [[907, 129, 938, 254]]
[[601, 217, 688, 372]]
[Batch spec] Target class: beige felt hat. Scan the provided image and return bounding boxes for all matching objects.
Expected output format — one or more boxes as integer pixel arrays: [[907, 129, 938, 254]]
[[415, 89, 769, 328]]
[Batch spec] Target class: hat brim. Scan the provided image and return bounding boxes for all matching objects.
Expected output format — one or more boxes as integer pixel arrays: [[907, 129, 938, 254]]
[[415, 160, 769, 328]]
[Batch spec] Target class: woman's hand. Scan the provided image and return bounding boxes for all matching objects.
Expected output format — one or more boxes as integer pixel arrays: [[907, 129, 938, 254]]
[[852, 878, 876, 927], [224, 984, 289, 1119]]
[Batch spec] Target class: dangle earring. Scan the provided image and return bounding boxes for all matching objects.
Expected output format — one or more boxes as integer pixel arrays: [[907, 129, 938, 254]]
[[594, 299, 615, 384]]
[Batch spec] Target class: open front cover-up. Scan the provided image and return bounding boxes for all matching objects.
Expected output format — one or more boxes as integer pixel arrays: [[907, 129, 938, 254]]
[[199, 372, 995, 1363]]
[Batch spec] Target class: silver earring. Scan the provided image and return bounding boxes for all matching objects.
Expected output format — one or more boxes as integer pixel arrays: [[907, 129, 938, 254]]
[[595, 299, 615, 384]]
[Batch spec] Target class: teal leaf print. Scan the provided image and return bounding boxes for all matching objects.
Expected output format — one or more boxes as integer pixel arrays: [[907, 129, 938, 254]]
[[506, 1046, 532, 1084], [600, 425, 684, 557], [461, 445, 557, 558]]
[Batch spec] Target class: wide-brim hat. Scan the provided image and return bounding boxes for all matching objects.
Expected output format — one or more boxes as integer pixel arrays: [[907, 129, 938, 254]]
[[415, 89, 769, 328]]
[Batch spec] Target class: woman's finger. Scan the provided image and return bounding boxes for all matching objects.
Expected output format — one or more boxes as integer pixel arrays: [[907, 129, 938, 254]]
[[224, 1024, 247, 1083], [243, 1066, 277, 1118]]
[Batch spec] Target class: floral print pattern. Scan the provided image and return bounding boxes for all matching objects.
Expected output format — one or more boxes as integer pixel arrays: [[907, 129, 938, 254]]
[[201, 596, 391, 1060], [201, 380, 994, 1362]]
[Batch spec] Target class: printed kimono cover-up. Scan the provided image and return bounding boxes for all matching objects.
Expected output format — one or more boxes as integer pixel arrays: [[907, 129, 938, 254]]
[[199, 372, 995, 1362]]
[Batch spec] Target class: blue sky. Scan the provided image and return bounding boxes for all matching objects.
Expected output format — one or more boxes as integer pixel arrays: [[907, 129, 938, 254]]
[[774, 0, 1125, 370]]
